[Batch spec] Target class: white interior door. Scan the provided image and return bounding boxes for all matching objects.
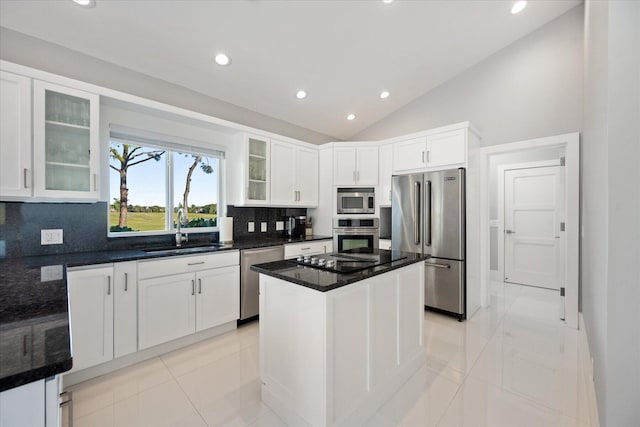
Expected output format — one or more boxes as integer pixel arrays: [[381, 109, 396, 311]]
[[504, 166, 564, 290]]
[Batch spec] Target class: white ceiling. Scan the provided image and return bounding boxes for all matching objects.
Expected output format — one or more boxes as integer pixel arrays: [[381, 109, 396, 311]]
[[0, 0, 581, 140]]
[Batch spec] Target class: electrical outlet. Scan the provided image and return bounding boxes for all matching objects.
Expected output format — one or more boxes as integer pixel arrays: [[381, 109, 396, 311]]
[[41, 265, 63, 282], [276, 221, 284, 231], [248, 222, 255, 232], [261, 222, 267, 232], [41, 229, 63, 245]]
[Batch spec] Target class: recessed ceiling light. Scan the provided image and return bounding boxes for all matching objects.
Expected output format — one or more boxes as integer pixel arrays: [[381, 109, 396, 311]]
[[73, 0, 96, 7], [296, 90, 307, 99], [510, 1, 527, 14], [382, 0, 394, 4], [347, 114, 356, 121], [379, 91, 390, 99], [215, 53, 231, 66]]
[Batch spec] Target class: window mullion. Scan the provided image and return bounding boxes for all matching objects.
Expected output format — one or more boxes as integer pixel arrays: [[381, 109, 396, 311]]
[[167, 151, 174, 232]]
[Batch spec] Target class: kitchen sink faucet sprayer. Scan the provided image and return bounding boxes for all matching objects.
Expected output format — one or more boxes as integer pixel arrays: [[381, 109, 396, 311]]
[[176, 208, 188, 247]]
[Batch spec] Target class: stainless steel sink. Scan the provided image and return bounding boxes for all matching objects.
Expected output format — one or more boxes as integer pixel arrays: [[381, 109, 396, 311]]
[[142, 244, 222, 256]]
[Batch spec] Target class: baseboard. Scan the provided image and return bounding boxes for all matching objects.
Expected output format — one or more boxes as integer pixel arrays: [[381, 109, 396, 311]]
[[578, 313, 600, 427]]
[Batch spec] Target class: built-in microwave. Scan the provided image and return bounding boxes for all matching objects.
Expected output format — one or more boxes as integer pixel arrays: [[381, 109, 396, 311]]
[[336, 187, 375, 215]]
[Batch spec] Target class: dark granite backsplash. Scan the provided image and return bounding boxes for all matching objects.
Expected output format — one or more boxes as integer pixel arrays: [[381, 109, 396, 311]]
[[227, 205, 306, 240], [0, 202, 307, 259], [0, 202, 219, 259]]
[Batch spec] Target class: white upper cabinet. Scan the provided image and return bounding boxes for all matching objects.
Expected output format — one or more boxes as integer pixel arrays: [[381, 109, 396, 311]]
[[228, 133, 271, 206], [270, 139, 318, 207], [426, 129, 466, 168], [378, 144, 393, 206], [393, 136, 427, 173], [0, 71, 32, 199], [333, 146, 379, 186], [393, 127, 467, 174], [33, 80, 100, 199]]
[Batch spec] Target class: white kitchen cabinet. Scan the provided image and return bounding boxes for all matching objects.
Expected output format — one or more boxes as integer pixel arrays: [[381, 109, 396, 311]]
[[426, 129, 466, 168], [33, 80, 100, 200], [195, 265, 240, 331], [0, 71, 32, 199], [393, 136, 427, 173], [321, 240, 333, 254], [333, 146, 379, 186], [393, 129, 467, 174], [228, 133, 271, 205], [138, 272, 196, 350], [379, 144, 393, 206], [67, 265, 114, 372], [0, 325, 32, 378], [113, 261, 138, 358], [0, 379, 45, 427], [138, 251, 240, 350], [270, 139, 318, 206]]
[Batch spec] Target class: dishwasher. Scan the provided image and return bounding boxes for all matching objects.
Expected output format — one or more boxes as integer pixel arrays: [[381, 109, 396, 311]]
[[240, 245, 284, 321]]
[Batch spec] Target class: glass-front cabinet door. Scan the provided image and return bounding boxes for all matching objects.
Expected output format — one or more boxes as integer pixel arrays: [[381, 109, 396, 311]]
[[33, 80, 99, 199], [246, 135, 269, 204]]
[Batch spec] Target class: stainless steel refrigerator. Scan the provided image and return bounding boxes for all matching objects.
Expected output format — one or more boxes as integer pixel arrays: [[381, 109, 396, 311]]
[[392, 168, 466, 320]]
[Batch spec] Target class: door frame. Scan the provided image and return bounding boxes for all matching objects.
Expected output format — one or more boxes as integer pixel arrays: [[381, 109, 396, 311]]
[[479, 133, 580, 329], [497, 159, 562, 285]]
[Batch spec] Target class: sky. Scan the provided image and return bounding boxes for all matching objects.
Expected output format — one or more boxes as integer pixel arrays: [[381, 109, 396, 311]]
[[109, 146, 220, 207]]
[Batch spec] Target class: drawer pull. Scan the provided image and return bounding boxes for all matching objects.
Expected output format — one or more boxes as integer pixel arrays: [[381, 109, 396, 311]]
[[124, 272, 128, 291], [188, 261, 205, 266], [300, 247, 311, 251]]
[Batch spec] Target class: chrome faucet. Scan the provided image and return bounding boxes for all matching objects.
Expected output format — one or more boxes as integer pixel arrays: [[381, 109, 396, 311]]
[[175, 208, 188, 247]]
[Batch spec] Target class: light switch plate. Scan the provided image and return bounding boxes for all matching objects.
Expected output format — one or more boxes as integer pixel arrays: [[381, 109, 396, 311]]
[[261, 222, 267, 232], [248, 222, 255, 232], [276, 221, 284, 231], [41, 229, 63, 245]]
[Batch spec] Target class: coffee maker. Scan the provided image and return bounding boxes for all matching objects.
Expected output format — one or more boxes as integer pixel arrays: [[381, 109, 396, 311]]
[[286, 216, 306, 238]]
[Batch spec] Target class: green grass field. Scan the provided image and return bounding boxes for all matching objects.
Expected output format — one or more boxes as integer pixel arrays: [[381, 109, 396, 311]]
[[109, 212, 216, 232]]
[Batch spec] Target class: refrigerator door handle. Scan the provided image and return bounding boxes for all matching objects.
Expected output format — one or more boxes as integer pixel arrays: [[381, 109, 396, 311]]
[[426, 180, 432, 246], [424, 261, 451, 269], [414, 181, 421, 245]]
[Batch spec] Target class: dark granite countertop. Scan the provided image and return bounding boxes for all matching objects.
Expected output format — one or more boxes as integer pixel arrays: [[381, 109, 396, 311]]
[[0, 234, 331, 391], [250, 249, 428, 292]]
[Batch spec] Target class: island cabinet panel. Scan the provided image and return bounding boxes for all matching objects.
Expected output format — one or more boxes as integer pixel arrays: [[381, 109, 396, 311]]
[[398, 264, 424, 364], [330, 286, 369, 422], [370, 275, 399, 388], [260, 261, 425, 427]]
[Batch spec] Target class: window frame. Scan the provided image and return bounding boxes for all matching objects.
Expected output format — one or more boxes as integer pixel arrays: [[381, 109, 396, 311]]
[[107, 135, 224, 238]]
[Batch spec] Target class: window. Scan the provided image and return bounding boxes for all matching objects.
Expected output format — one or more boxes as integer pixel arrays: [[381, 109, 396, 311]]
[[108, 129, 223, 236]]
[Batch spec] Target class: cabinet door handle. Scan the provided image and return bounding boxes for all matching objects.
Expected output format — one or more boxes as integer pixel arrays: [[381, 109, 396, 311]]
[[60, 391, 73, 427], [23, 335, 28, 356], [107, 275, 111, 295], [23, 168, 29, 188], [422, 151, 425, 163], [426, 150, 430, 164], [93, 174, 98, 191], [198, 278, 202, 294], [357, 171, 360, 182], [353, 171, 356, 182], [124, 272, 128, 291], [188, 261, 205, 266], [192, 280, 195, 295]]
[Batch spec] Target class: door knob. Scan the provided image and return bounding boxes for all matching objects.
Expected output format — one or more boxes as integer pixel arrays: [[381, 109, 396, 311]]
[[505, 229, 516, 234]]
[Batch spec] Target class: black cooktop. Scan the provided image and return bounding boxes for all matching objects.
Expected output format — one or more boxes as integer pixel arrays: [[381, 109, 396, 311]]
[[288, 249, 407, 273]]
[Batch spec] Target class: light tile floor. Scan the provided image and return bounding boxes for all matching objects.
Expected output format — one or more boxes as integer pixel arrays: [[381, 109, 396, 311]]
[[68, 282, 598, 427]]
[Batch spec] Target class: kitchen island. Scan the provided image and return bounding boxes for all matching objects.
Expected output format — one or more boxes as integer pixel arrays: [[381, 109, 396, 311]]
[[251, 249, 427, 427]]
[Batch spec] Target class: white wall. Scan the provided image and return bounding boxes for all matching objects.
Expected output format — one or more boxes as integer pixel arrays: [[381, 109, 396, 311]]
[[352, 6, 583, 147], [582, 1, 640, 426], [0, 27, 336, 145]]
